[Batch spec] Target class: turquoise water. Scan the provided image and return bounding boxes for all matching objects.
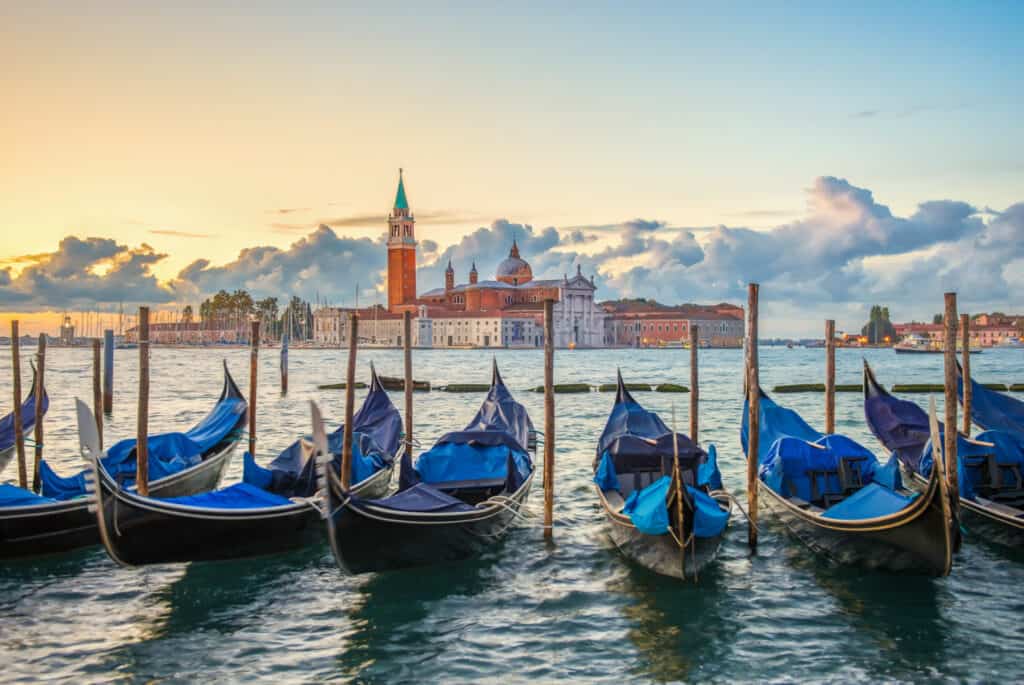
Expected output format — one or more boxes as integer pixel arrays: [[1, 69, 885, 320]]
[[2, 346, 1024, 683]]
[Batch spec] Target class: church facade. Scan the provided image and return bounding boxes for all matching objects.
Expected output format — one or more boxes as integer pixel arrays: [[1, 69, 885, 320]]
[[383, 171, 606, 348]]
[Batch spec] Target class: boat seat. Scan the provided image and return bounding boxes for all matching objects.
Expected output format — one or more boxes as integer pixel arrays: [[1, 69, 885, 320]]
[[806, 468, 844, 507], [838, 456, 868, 493], [789, 496, 811, 508]]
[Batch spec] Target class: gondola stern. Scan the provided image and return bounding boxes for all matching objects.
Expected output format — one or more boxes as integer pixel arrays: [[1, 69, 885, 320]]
[[221, 360, 245, 402]]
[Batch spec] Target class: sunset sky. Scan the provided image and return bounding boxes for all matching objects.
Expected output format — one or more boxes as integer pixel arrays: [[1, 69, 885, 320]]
[[2, 2, 1023, 336]]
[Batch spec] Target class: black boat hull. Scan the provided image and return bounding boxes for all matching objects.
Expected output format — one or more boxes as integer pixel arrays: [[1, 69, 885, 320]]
[[93, 459, 393, 565], [900, 466, 1024, 548], [325, 468, 533, 574], [0, 441, 237, 560], [757, 469, 953, 575], [597, 485, 731, 580]]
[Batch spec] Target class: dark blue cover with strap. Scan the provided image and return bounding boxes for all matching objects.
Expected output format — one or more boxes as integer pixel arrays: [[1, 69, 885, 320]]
[[957, 363, 1024, 435], [40, 363, 247, 500], [243, 366, 401, 498], [398, 360, 534, 492], [0, 367, 48, 453], [742, 388, 909, 519], [863, 362, 936, 470]]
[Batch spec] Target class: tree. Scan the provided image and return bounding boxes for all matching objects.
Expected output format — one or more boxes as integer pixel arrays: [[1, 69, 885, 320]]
[[181, 305, 194, 323], [862, 304, 896, 344], [933, 313, 944, 325]]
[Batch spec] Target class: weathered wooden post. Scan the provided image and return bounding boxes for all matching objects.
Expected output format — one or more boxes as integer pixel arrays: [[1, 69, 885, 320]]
[[103, 329, 114, 414], [249, 318, 260, 457], [961, 313, 971, 435], [280, 331, 289, 395], [689, 325, 699, 442], [92, 338, 103, 450], [403, 311, 413, 463], [137, 307, 150, 495], [825, 319, 835, 434], [340, 313, 358, 490], [943, 293, 959, 509], [745, 283, 760, 549], [10, 321, 27, 489], [543, 298, 555, 540], [30, 334, 46, 493]]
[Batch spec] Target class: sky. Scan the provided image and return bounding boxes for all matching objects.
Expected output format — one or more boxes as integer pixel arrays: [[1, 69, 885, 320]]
[[2, 2, 1023, 336]]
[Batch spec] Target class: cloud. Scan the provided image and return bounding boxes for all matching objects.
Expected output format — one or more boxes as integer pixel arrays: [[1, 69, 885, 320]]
[[148, 229, 212, 238], [170, 225, 386, 307], [0, 236, 173, 309]]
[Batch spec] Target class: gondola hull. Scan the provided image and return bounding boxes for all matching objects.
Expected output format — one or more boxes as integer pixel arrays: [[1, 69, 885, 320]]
[[325, 469, 533, 574], [93, 460, 394, 565], [899, 466, 1024, 548], [756, 471, 952, 575], [597, 486, 730, 580], [0, 441, 237, 560]]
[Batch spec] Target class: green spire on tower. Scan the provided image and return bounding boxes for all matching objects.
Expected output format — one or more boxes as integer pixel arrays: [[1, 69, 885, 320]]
[[394, 168, 409, 210]]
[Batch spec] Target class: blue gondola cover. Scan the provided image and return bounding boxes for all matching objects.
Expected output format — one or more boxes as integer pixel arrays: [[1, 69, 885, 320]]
[[822, 483, 917, 520], [0, 483, 56, 508], [0, 377, 48, 452], [620, 477, 729, 538], [959, 369, 1024, 434], [160, 482, 293, 509]]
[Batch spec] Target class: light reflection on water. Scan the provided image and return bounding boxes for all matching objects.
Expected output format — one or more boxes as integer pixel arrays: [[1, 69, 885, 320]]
[[1, 345, 1024, 682]]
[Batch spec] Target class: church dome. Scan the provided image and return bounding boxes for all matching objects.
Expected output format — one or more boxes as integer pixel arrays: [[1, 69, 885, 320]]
[[495, 240, 533, 285]]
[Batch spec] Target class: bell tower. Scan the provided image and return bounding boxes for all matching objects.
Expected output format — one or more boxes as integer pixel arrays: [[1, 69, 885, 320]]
[[387, 169, 417, 310]]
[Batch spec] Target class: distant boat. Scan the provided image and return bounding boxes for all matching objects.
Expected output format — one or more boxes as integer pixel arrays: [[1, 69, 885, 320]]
[[998, 337, 1024, 349], [894, 334, 980, 354]]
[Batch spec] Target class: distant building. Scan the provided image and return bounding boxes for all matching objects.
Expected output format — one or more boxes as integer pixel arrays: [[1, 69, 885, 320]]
[[59, 315, 75, 346], [894, 319, 1021, 347], [602, 302, 744, 348]]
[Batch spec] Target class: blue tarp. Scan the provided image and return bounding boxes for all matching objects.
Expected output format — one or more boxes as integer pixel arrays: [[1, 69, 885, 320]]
[[959, 368, 1024, 434], [0, 374, 48, 453], [920, 430, 1024, 501], [243, 372, 401, 498], [41, 368, 246, 500], [366, 483, 476, 513], [415, 441, 531, 486], [399, 363, 534, 493], [0, 483, 56, 507], [864, 368, 934, 470], [742, 390, 906, 516], [160, 482, 293, 509], [822, 482, 918, 520], [620, 476, 730, 538], [594, 450, 621, 492]]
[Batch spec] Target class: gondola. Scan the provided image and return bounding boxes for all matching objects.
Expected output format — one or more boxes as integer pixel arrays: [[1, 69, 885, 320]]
[[0, 365, 48, 473], [866, 361, 1024, 547], [321, 360, 535, 574], [957, 362, 1024, 435], [742, 386, 954, 575], [0, 362, 246, 560], [593, 372, 731, 580], [90, 366, 401, 566]]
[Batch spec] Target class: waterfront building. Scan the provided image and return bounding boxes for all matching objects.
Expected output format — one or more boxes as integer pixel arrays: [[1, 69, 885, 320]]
[[602, 302, 744, 347]]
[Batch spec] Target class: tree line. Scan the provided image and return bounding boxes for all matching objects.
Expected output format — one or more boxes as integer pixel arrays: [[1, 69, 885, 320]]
[[195, 289, 314, 340]]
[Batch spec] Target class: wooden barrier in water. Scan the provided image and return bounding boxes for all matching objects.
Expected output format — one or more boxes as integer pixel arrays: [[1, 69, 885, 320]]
[[103, 329, 114, 414], [943, 293, 959, 511], [249, 318, 260, 457], [961, 313, 972, 434], [825, 319, 835, 434], [543, 299, 555, 541], [340, 313, 358, 490], [10, 321, 27, 489], [137, 307, 150, 496], [92, 338, 103, 450], [404, 311, 414, 466], [745, 282, 759, 550]]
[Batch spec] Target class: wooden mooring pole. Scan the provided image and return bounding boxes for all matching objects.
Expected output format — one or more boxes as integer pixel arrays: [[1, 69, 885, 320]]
[[943, 294, 960, 510], [103, 329, 114, 414], [31, 334, 46, 493], [11, 321, 27, 489], [543, 299, 555, 540], [280, 331, 289, 395], [825, 319, 835, 434], [92, 338, 103, 450], [689, 325, 699, 442], [961, 313, 971, 435], [340, 313, 358, 490], [745, 283, 760, 549], [249, 318, 260, 457], [403, 311, 413, 463], [137, 307, 150, 496]]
